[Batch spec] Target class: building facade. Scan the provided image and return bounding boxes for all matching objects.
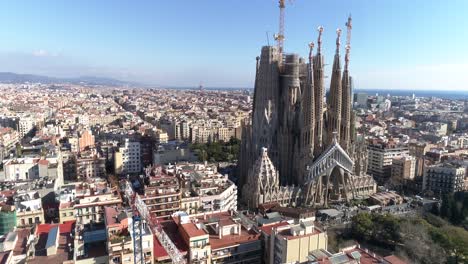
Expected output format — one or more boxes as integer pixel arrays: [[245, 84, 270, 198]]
[[367, 141, 409, 184], [115, 139, 141, 175], [423, 164, 468, 194], [238, 16, 372, 207], [391, 155, 416, 184]]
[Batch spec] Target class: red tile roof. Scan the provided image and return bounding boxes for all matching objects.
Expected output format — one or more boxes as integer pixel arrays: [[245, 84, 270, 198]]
[[180, 222, 206, 238], [383, 255, 408, 264]]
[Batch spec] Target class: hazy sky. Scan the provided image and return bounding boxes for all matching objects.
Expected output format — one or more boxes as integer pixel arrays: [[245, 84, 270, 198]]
[[0, 0, 467, 90]]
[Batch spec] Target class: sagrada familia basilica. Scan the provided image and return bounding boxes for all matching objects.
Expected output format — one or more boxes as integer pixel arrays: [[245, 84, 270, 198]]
[[238, 11, 377, 208]]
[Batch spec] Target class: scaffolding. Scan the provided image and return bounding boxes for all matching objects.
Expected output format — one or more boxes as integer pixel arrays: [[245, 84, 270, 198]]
[[125, 181, 185, 264]]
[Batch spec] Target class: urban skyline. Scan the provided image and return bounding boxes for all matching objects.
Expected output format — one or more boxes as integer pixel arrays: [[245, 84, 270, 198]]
[[0, 0, 467, 90], [0, 1, 467, 264]]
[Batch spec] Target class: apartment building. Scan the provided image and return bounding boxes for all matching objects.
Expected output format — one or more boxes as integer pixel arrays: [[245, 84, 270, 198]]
[[168, 163, 238, 215], [261, 218, 327, 264], [115, 139, 141, 175], [105, 207, 154, 264], [1, 155, 64, 183], [0, 127, 19, 160], [178, 213, 211, 264], [176, 211, 262, 264], [76, 150, 106, 180], [58, 181, 122, 225], [78, 129, 95, 152], [140, 168, 181, 220], [391, 155, 416, 183], [18, 116, 35, 138], [15, 191, 45, 227], [367, 140, 409, 184], [423, 163, 468, 194]]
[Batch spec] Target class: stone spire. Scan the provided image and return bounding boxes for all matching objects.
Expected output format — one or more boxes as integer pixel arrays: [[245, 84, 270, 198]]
[[313, 26, 325, 157], [242, 148, 280, 208], [303, 42, 315, 152], [340, 16, 353, 150], [238, 46, 281, 192], [327, 28, 343, 145]]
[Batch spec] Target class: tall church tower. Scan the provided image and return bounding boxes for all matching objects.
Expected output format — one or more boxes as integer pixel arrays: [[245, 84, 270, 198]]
[[313, 27, 325, 157], [340, 16, 353, 151], [327, 29, 343, 145], [298, 43, 315, 183]]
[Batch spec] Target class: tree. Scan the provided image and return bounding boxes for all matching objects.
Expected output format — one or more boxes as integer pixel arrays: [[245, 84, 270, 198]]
[[351, 213, 373, 241], [397, 219, 447, 264], [376, 214, 401, 243], [431, 225, 468, 263]]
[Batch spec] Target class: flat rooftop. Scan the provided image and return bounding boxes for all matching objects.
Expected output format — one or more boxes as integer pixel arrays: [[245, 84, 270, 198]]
[[197, 211, 261, 250]]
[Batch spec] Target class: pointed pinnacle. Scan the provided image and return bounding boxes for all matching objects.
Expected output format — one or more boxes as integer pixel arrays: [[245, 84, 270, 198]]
[[336, 28, 342, 54], [317, 26, 324, 54]]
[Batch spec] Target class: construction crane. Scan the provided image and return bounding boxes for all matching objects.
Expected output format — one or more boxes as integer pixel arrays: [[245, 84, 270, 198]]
[[125, 180, 186, 264], [344, 15, 352, 68], [274, 0, 291, 55]]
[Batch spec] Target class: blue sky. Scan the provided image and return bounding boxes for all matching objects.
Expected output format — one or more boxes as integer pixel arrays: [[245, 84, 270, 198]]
[[0, 0, 467, 90]]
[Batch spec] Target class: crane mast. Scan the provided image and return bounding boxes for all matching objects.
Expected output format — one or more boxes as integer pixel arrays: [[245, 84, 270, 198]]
[[345, 15, 352, 69], [274, 0, 286, 55]]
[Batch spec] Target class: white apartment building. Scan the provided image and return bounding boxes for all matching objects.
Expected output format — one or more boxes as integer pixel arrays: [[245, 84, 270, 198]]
[[174, 163, 238, 214], [18, 116, 34, 138], [115, 139, 141, 174], [367, 142, 409, 183], [1, 155, 64, 184]]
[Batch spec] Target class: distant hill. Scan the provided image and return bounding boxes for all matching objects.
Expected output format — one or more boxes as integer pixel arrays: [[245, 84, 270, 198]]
[[0, 72, 139, 86]]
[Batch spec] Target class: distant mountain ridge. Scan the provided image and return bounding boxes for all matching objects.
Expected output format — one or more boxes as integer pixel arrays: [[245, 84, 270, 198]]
[[0, 72, 139, 86]]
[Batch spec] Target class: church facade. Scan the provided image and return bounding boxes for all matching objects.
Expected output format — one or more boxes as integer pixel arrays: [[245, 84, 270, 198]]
[[239, 16, 376, 208]]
